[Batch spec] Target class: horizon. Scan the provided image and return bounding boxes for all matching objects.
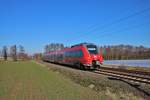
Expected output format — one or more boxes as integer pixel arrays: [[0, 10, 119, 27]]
[[0, 0, 150, 54], [0, 43, 150, 55]]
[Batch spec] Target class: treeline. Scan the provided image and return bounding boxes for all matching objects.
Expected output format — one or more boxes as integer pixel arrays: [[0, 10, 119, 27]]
[[33, 43, 65, 60], [34, 43, 150, 60], [43, 43, 150, 60], [44, 43, 64, 53], [100, 45, 150, 60], [0, 45, 29, 61]]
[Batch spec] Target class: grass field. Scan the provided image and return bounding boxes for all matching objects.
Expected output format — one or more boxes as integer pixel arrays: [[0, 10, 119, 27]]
[[0, 61, 107, 100]]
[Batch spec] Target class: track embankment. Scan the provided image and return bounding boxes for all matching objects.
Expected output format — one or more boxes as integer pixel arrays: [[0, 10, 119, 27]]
[[38, 61, 150, 100], [95, 66, 150, 84]]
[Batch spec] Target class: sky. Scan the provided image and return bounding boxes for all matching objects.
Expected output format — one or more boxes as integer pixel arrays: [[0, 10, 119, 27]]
[[0, 0, 150, 54]]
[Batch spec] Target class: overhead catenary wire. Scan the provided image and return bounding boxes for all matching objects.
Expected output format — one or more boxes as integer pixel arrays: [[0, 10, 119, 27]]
[[68, 21, 150, 43], [90, 21, 150, 41], [64, 7, 150, 42], [86, 7, 150, 33]]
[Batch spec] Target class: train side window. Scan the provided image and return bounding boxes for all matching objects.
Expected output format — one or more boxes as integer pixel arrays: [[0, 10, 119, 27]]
[[64, 52, 67, 57], [60, 54, 63, 59], [69, 51, 71, 57], [77, 50, 80, 57], [72, 50, 82, 57], [75, 50, 79, 57], [64, 50, 83, 57], [65, 51, 70, 57], [78, 50, 83, 57], [70, 51, 73, 57], [68, 52, 70, 57], [72, 51, 75, 57]]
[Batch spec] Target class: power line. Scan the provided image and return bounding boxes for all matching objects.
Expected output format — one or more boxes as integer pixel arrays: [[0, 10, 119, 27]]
[[65, 7, 150, 42], [87, 21, 150, 42], [68, 20, 150, 42], [88, 7, 150, 32]]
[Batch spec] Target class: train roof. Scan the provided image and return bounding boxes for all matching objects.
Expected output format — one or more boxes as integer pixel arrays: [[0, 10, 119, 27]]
[[71, 43, 95, 48], [44, 43, 97, 54]]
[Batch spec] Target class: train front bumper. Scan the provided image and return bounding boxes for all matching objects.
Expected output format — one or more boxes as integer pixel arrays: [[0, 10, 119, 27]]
[[83, 61, 102, 68]]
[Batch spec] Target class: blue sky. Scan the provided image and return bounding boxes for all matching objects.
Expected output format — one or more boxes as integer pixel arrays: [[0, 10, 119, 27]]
[[0, 0, 150, 54]]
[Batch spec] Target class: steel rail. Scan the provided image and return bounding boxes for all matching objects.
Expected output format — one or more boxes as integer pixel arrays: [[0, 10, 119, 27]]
[[100, 66, 150, 76], [94, 69, 150, 84], [97, 69, 150, 80]]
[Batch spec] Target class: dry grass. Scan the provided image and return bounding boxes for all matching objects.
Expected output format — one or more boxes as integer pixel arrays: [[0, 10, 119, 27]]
[[41, 61, 149, 100]]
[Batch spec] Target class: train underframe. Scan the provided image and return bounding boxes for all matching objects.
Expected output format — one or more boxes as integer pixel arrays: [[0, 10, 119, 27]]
[[43, 59, 102, 70], [82, 60, 102, 70]]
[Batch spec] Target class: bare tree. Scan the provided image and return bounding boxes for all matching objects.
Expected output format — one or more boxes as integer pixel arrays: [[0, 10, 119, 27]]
[[0, 49, 1, 58], [10, 45, 17, 61], [44, 45, 48, 53], [100, 44, 150, 60], [18, 45, 26, 60], [2, 46, 8, 61], [19, 45, 25, 54], [44, 43, 64, 53], [33, 53, 42, 60]]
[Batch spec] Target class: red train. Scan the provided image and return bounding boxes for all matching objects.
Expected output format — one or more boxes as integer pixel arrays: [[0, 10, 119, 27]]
[[43, 43, 103, 69]]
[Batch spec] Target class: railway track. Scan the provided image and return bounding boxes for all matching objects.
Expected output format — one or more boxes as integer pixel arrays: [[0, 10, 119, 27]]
[[94, 66, 150, 84], [39, 61, 150, 84]]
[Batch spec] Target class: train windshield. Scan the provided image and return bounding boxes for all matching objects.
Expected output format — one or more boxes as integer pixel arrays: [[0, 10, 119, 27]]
[[86, 45, 98, 54]]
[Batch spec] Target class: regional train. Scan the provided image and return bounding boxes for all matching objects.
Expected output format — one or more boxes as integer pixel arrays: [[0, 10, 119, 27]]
[[42, 43, 103, 69]]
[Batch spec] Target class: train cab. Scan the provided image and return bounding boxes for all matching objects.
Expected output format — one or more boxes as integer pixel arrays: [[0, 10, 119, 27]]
[[80, 43, 103, 69]]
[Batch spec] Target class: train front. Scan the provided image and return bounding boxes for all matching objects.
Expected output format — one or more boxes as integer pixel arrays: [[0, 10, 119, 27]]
[[83, 44, 103, 69]]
